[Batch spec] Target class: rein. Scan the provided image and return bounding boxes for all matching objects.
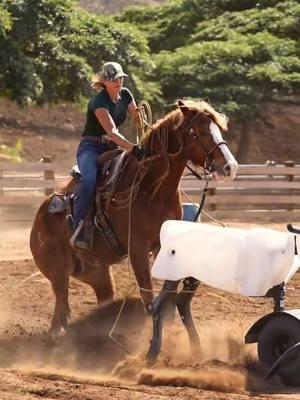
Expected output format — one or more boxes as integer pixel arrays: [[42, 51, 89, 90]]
[[193, 180, 209, 222], [185, 164, 209, 222]]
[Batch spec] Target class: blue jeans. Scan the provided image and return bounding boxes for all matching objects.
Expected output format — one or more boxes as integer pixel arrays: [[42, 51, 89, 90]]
[[73, 139, 108, 229]]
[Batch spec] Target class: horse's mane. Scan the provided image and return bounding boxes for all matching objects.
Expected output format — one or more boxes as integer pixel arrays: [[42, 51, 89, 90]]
[[141, 108, 182, 145], [142, 99, 228, 145], [179, 99, 228, 132]]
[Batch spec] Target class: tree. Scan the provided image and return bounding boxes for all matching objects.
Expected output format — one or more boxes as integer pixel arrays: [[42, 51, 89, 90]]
[[0, 0, 157, 105]]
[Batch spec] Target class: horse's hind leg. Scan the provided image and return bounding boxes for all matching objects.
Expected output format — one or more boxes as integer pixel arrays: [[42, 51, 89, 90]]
[[176, 277, 200, 353], [34, 251, 71, 335], [30, 202, 73, 334], [49, 272, 70, 334], [76, 264, 115, 305], [32, 242, 71, 334]]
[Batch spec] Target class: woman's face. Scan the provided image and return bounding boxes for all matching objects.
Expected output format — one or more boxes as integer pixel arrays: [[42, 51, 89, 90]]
[[103, 77, 124, 93]]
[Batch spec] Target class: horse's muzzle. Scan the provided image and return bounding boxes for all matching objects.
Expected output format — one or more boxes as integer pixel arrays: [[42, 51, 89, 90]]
[[213, 160, 238, 181], [223, 160, 238, 180]]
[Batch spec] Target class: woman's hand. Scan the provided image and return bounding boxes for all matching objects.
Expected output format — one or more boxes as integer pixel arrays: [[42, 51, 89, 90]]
[[132, 144, 146, 161]]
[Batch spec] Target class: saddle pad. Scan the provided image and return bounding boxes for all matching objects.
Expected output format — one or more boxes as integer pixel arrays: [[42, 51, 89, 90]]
[[151, 221, 300, 296], [48, 193, 68, 214]]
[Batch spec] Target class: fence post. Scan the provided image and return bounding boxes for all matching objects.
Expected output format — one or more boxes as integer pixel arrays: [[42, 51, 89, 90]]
[[41, 155, 54, 196], [265, 160, 276, 178], [0, 168, 3, 196], [284, 160, 295, 211], [208, 187, 216, 211]]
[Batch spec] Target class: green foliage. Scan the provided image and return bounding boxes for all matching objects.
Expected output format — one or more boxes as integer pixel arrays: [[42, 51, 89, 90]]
[[154, 29, 300, 118], [121, 0, 300, 118], [1, 0, 299, 122], [0, 139, 23, 162], [0, 0, 155, 105], [119, 0, 281, 53], [0, 3, 12, 39], [191, 1, 300, 43], [118, 0, 202, 52]]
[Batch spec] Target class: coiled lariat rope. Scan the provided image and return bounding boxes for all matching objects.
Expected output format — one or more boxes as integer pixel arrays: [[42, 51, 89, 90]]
[[131, 100, 153, 144]]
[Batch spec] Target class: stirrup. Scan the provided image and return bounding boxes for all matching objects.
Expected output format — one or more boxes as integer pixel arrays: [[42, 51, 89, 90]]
[[66, 214, 73, 232], [69, 220, 89, 250]]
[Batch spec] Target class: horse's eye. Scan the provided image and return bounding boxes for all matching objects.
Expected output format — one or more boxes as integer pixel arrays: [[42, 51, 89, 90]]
[[193, 127, 207, 136]]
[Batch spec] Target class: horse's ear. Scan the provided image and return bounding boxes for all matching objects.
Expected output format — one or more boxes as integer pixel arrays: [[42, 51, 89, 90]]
[[177, 100, 189, 115]]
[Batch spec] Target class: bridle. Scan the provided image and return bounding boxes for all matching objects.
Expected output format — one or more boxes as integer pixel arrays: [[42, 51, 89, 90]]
[[139, 108, 232, 222], [181, 111, 229, 222], [182, 111, 229, 173]]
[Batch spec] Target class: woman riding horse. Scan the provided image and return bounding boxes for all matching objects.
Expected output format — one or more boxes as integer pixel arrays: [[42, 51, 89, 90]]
[[70, 61, 145, 250], [30, 99, 238, 334]]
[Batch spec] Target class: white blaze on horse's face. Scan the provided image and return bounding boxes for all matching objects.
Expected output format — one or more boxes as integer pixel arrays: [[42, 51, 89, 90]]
[[209, 121, 238, 181]]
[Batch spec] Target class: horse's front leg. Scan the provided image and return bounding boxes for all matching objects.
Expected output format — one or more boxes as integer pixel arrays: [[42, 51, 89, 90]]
[[129, 239, 153, 312], [146, 279, 180, 363]]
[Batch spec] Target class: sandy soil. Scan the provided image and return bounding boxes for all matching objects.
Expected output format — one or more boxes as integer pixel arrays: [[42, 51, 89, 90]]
[[1, 209, 300, 399]]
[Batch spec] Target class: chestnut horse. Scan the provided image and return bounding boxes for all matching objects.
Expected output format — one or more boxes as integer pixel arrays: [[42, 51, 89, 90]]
[[30, 100, 238, 333]]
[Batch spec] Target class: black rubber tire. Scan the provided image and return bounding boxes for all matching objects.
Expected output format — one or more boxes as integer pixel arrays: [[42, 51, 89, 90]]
[[258, 315, 300, 386]]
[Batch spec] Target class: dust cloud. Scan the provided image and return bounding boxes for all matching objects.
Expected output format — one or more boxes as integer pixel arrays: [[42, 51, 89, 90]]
[[113, 324, 278, 393], [0, 297, 147, 374], [0, 297, 282, 393]]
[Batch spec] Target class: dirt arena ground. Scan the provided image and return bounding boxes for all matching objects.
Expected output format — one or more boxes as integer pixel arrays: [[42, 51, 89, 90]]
[[1, 208, 300, 399]]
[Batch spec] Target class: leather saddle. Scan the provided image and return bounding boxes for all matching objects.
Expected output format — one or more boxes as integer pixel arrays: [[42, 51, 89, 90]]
[[69, 148, 126, 186], [48, 149, 128, 256], [48, 149, 127, 212]]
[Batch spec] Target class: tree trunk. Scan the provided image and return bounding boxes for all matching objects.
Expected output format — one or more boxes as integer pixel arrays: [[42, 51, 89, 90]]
[[236, 121, 250, 163]]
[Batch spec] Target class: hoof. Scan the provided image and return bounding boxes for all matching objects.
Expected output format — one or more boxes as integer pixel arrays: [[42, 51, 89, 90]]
[[47, 324, 62, 336], [146, 347, 159, 365]]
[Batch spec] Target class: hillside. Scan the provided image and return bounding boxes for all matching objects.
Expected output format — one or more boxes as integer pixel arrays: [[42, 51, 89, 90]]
[[0, 98, 299, 166]]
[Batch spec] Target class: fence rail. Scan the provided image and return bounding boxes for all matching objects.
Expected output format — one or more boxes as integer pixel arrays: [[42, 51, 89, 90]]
[[0, 161, 67, 199], [181, 163, 300, 221], [1, 161, 300, 221]]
